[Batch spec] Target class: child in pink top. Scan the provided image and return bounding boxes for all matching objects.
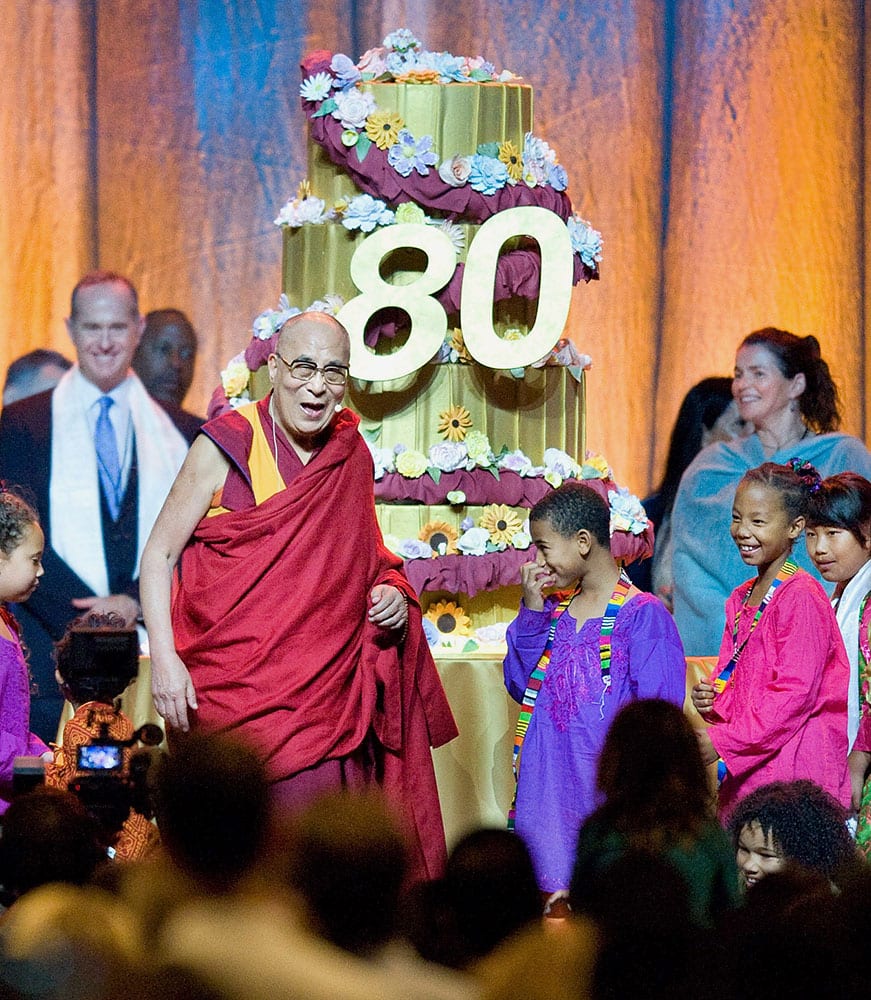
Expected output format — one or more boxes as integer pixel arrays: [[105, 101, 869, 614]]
[[693, 461, 850, 819]]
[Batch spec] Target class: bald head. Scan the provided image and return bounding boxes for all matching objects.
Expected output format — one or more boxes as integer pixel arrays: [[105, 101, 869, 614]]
[[276, 311, 350, 359]]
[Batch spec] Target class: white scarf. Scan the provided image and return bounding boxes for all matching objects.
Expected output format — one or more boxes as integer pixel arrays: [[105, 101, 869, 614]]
[[833, 557, 871, 750], [49, 368, 189, 596]]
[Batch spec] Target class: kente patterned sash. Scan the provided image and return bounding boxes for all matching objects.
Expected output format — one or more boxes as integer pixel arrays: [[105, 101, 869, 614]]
[[714, 556, 798, 783], [508, 569, 633, 829], [856, 592, 871, 859]]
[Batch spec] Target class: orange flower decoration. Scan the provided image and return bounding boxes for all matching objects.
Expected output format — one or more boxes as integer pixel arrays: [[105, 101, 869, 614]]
[[394, 68, 442, 84], [498, 140, 523, 182], [365, 111, 405, 150], [419, 521, 459, 557], [438, 405, 473, 442], [425, 600, 472, 637]]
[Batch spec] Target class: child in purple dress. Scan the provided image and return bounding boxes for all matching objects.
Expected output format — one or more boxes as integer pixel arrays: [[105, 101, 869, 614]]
[[504, 482, 686, 900], [0, 489, 50, 812]]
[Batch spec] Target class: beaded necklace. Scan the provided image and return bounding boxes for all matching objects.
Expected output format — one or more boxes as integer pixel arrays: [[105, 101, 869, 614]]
[[713, 556, 798, 695], [508, 568, 633, 829]]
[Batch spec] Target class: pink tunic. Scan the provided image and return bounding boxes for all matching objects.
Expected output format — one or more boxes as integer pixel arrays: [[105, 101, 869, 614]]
[[708, 571, 850, 818]]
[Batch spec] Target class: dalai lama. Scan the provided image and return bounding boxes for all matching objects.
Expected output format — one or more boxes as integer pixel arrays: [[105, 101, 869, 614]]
[[140, 311, 457, 879]]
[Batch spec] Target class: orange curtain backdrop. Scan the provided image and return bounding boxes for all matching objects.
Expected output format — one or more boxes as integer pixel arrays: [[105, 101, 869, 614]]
[[0, 1, 866, 496], [657, 1, 866, 481], [0, 1, 95, 367]]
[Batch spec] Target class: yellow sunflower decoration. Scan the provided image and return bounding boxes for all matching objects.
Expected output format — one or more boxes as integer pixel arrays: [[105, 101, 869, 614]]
[[297, 179, 313, 200], [425, 600, 472, 638], [365, 110, 404, 150], [498, 140, 523, 182], [419, 521, 459, 557], [480, 504, 524, 546], [438, 404, 473, 442]]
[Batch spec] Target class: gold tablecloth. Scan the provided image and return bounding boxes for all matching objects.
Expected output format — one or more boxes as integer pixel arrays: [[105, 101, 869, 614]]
[[60, 653, 717, 849]]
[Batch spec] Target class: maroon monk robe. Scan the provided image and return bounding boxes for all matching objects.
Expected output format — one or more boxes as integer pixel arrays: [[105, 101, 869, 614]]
[[171, 403, 457, 879]]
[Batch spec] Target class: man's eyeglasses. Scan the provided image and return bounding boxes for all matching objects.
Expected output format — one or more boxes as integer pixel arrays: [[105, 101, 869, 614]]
[[274, 351, 349, 386]]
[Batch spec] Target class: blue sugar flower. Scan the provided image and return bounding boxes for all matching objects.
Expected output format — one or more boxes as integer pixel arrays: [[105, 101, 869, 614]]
[[387, 129, 438, 178], [547, 163, 569, 192], [468, 154, 509, 194], [330, 53, 361, 90], [342, 194, 394, 232]]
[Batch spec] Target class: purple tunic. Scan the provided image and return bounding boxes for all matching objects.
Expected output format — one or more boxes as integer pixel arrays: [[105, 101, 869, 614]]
[[504, 592, 686, 891], [0, 630, 49, 813]]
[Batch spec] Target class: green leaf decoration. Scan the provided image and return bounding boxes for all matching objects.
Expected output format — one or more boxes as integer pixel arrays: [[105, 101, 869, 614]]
[[463, 639, 480, 652], [509, 367, 525, 379], [469, 69, 493, 82], [477, 141, 499, 158], [312, 98, 337, 119], [486, 466, 501, 481], [355, 134, 373, 162], [427, 467, 442, 485], [360, 424, 382, 444]]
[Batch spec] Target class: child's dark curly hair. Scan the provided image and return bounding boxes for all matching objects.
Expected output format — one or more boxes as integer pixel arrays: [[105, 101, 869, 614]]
[[729, 780, 856, 879], [530, 481, 610, 548], [0, 486, 39, 556]]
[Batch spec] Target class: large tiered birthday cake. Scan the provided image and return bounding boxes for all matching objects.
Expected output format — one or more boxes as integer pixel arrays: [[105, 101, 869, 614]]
[[213, 30, 651, 649]]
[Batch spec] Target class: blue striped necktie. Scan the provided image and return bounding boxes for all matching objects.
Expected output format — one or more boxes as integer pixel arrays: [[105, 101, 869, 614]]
[[94, 395, 121, 520]]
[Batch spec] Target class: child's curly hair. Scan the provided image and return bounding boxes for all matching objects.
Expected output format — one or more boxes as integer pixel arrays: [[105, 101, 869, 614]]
[[0, 486, 40, 556], [729, 780, 856, 879]]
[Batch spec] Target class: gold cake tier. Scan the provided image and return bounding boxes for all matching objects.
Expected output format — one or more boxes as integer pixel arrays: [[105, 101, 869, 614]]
[[307, 81, 533, 206], [282, 221, 479, 308], [349, 363, 585, 460]]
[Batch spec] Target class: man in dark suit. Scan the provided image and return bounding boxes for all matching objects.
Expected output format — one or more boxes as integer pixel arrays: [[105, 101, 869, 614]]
[[0, 271, 191, 740]]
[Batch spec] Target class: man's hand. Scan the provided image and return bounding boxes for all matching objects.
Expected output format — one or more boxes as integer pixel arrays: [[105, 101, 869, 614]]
[[71, 593, 140, 625], [151, 650, 198, 731], [368, 584, 408, 631]]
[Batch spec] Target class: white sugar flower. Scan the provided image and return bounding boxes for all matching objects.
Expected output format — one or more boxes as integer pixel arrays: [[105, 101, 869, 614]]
[[456, 527, 490, 556], [299, 72, 333, 102], [609, 487, 649, 536], [332, 89, 377, 130], [274, 195, 327, 228]]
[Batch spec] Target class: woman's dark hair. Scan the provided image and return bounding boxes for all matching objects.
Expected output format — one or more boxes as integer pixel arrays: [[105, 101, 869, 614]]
[[406, 827, 541, 969], [740, 327, 840, 432], [728, 780, 856, 880], [0, 787, 105, 903], [739, 460, 821, 522], [591, 699, 713, 849], [530, 482, 610, 548], [657, 376, 736, 516], [805, 471, 871, 546], [0, 487, 39, 556]]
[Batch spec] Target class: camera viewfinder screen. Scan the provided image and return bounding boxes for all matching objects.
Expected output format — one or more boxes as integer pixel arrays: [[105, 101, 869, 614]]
[[77, 744, 123, 771]]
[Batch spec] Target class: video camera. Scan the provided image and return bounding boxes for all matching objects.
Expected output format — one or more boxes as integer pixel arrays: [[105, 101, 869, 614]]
[[13, 622, 164, 844]]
